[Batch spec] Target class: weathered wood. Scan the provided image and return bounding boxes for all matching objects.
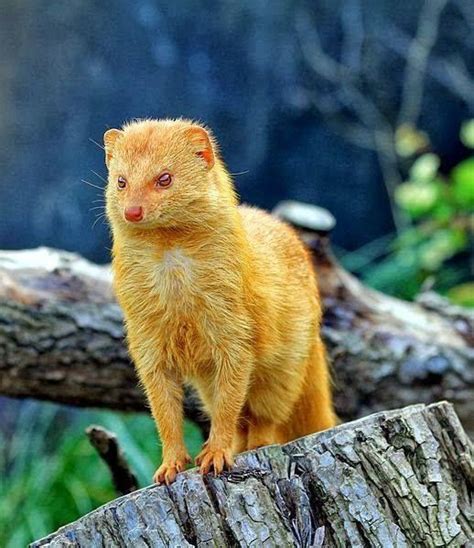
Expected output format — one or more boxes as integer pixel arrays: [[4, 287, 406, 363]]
[[0, 214, 473, 436], [31, 401, 473, 547], [300, 229, 474, 436]]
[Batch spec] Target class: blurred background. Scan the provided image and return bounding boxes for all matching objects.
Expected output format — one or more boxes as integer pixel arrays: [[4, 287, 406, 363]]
[[0, 0, 472, 544]]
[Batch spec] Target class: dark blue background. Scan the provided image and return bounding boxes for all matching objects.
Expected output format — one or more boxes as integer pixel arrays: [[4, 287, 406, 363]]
[[0, 0, 471, 262]]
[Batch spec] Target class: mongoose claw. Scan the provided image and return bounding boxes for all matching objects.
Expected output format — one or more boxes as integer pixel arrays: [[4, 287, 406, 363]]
[[153, 454, 191, 485], [195, 446, 234, 476]]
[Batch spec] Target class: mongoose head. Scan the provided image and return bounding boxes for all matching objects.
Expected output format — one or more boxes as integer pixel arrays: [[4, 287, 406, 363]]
[[103, 118, 220, 231]]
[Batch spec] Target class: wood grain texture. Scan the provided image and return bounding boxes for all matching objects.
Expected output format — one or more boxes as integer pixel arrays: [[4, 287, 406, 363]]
[[32, 402, 473, 547]]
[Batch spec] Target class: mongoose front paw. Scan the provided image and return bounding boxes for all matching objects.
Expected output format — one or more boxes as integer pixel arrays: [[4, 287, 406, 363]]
[[195, 445, 234, 476], [153, 454, 191, 485]]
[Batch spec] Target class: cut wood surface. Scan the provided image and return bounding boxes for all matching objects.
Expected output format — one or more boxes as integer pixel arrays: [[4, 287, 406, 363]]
[[32, 401, 474, 547]]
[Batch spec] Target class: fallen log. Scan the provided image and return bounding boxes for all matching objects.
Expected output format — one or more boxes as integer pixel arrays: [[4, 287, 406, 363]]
[[31, 401, 474, 547], [0, 202, 472, 436]]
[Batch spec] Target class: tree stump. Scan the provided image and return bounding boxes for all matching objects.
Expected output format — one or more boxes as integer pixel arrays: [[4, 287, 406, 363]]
[[32, 402, 473, 547]]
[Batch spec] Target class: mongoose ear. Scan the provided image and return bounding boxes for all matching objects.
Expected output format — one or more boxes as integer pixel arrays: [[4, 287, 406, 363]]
[[103, 128, 122, 168], [185, 126, 215, 169]]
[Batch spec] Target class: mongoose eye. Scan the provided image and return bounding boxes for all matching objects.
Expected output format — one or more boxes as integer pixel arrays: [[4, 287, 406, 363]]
[[156, 172, 173, 188], [117, 176, 127, 190]]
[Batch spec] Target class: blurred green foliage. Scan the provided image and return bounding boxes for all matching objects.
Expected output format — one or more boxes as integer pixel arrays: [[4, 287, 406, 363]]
[[0, 401, 203, 547], [342, 121, 473, 305]]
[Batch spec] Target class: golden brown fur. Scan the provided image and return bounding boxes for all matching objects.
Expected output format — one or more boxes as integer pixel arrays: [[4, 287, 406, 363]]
[[104, 118, 336, 484]]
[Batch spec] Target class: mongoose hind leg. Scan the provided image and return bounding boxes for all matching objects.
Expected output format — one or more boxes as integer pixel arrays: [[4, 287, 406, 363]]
[[246, 414, 284, 450], [281, 339, 337, 442], [232, 417, 249, 454]]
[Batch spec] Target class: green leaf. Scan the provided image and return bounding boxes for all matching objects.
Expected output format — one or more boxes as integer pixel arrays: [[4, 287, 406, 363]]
[[395, 124, 430, 157], [447, 282, 474, 307], [362, 251, 423, 300], [418, 228, 468, 271], [460, 120, 474, 149], [431, 202, 455, 222], [395, 180, 441, 218], [451, 157, 474, 209], [395, 226, 426, 248], [409, 153, 440, 182]]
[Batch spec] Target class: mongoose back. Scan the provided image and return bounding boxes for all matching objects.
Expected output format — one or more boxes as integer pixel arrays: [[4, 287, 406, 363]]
[[104, 118, 336, 484]]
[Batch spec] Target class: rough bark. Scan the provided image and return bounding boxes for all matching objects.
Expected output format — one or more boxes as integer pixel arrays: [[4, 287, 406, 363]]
[[31, 401, 473, 547], [0, 223, 472, 435], [301, 230, 473, 437]]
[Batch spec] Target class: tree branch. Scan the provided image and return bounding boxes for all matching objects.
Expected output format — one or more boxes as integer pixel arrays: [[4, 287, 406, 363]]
[[85, 425, 139, 496], [295, 6, 406, 231], [0, 204, 472, 437], [380, 24, 474, 110], [397, 0, 449, 126]]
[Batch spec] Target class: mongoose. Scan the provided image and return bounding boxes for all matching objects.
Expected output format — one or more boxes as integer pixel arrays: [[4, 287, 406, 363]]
[[104, 118, 336, 484]]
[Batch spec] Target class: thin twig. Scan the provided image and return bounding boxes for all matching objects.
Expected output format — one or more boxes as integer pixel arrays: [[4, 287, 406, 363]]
[[86, 425, 139, 496], [295, 7, 406, 231], [397, 0, 449, 126], [381, 25, 474, 109]]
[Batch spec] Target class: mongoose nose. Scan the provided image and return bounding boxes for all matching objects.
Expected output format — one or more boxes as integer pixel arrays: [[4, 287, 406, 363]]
[[124, 206, 144, 222]]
